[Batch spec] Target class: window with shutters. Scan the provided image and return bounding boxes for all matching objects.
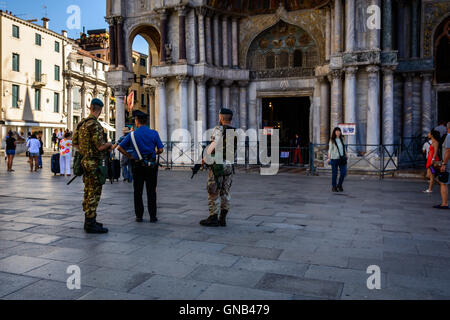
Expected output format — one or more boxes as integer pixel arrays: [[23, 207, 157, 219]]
[[55, 65, 60, 81], [35, 59, 42, 81], [54, 93, 60, 112], [55, 41, 60, 52], [35, 33, 41, 46], [12, 85, 19, 108], [35, 89, 41, 110], [12, 53, 20, 72], [12, 25, 19, 38]]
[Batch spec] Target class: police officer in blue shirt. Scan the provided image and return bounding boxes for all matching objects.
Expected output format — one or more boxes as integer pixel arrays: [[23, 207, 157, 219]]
[[117, 110, 164, 223]]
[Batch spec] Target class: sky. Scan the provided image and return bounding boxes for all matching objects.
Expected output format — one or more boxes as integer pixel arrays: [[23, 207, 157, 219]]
[[3, 0, 148, 54]]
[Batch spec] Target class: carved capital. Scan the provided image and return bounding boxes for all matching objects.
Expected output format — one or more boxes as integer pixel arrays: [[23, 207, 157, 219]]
[[402, 72, 414, 81], [420, 72, 433, 81], [176, 75, 189, 84], [330, 69, 343, 80], [155, 77, 167, 86], [345, 66, 358, 76], [196, 6, 207, 17], [79, 85, 87, 94], [66, 81, 73, 89], [156, 8, 168, 20], [116, 16, 124, 25], [105, 16, 115, 26], [238, 81, 249, 87], [222, 80, 234, 87], [209, 78, 221, 86], [366, 65, 380, 74], [382, 65, 397, 75], [194, 76, 208, 85], [176, 5, 188, 17]]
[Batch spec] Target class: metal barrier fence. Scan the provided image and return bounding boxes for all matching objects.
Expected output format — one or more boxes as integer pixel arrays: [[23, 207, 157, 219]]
[[158, 137, 427, 177]]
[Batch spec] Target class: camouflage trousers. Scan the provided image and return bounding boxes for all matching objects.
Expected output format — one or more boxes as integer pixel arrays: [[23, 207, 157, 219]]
[[82, 159, 102, 219], [207, 168, 233, 216]]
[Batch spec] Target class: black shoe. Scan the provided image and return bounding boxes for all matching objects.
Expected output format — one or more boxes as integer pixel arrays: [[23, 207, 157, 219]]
[[218, 210, 228, 227], [84, 219, 103, 228], [332, 187, 338, 192], [84, 218, 108, 234], [200, 214, 220, 227], [136, 217, 143, 222], [150, 217, 158, 223], [337, 186, 344, 192]]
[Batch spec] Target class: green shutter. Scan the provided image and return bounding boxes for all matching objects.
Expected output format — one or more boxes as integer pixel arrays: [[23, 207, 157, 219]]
[[55, 41, 60, 52], [12, 25, 19, 38], [35, 89, 40, 110], [13, 54, 19, 71], [35, 60, 41, 81], [35, 33, 41, 45], [12, 85, 19, 108], [54, 93, 59, 112], [55, 65, 60, 81]]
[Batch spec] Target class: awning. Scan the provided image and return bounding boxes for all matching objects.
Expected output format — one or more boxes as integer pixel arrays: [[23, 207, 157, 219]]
[[99, 121, 116, 132]]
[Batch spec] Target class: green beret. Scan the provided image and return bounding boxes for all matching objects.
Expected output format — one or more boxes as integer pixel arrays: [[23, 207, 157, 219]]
[[91, 98, 104, 108]]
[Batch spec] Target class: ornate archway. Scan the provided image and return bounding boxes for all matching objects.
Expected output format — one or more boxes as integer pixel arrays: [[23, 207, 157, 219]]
[[247, 20, 319, 79], [128, 24, 161, 72]]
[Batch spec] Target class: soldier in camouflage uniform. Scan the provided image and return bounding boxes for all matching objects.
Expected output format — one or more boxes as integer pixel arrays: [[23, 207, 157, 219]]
[[200, 108, 236, 227], [72, 98, 112, 233]]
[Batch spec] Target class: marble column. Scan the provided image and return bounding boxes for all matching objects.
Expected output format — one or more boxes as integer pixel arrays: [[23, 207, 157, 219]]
[[412, 75, 422, 137], [239, 81, 248, 130], [104, 89, 110, 124], [116, 16, 125, 68], [208, 80, 219, 129], [411, 0, 419, 58], [345, 0, 355, 52], [159, 9, 168, 64], [114, 86, 127, 139], [326, 7, 331, 60], [156, 78, 167, 141], [334, 0, 343, 53], [320, 76, 330, 144], [369, 0, 381, 49], [222, 16, 229, 67], [421, 73, 433, 137], [213, 15, 221, 67], [222, 81, 232, 108], [205, 12, 213, 65], [197, 8, 206, 64], [382, 66, 395, 151], [177, 76, 189, 131], [195, 76, 208, 135], [403, 73, 413, 138], [177, 6, 187, 63], [149, 87, 156, 130], [80, 85, 86, 119], [188, 78, 196, 137], [107, 18, 116, 67], [231, 17, 239, 68], [344, 67, 358, 146], [66, 81, 73, 131], [230, 85, 240, 128], [366, 65, 381, 147], [330, 70, 343, 130], [383, 0, 393, 50]]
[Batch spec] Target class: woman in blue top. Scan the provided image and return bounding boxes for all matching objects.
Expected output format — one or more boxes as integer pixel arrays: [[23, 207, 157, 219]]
[[328, 127, 347, 192], [26, 134, 40, 172]]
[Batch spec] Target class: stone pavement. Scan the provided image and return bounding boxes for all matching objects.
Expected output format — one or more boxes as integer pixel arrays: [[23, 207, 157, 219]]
[[1, 156, 450, 300]]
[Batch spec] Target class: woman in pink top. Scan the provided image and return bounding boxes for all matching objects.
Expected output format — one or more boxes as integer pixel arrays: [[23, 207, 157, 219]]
[[59, 132, 72, 176]]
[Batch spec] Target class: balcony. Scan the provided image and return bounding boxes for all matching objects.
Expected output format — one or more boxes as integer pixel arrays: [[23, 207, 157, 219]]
[[33, 74, 47, 88]]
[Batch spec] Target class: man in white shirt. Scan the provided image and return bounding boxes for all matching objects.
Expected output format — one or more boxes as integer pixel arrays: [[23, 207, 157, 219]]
[[26, 134, 41, 172], [435, 122, 450, 209], [56, 129, 64, 150], [435, 121, 448, 140]]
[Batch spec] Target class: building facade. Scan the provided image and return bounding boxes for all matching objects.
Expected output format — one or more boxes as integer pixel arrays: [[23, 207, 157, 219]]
[[0, 11, 70, 148], [105, 0, 450, 158]]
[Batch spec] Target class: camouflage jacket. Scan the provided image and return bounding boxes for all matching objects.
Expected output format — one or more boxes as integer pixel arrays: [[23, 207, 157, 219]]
[[72, 115, 106, 159], [210, 125, 236, 167]]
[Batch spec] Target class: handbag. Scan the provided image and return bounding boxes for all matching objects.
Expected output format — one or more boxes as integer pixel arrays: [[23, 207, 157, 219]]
[[335, 139, 347, 166]]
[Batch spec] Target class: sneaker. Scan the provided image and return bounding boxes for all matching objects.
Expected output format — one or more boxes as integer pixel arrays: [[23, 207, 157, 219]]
[[423, 189, 432, 193]]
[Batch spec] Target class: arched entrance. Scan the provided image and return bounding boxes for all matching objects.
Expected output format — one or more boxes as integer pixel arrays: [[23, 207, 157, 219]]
[[126, 24, 161, 127], [247, 20, 319, 146], [434, 17, 450, 123]]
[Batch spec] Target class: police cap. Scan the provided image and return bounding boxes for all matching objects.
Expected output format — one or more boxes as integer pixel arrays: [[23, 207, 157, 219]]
[[91, 98, 104, 108], [132, 110, 148, 121], [220, 108, 233, 116]]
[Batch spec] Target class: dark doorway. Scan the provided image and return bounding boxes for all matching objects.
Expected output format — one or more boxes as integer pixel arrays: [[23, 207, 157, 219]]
[[262, 97, 310, 147], [438, 92, 450, 124]]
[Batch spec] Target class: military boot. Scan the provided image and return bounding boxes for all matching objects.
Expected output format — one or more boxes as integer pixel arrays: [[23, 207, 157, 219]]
[[199, 214, 220, 227], [218, 210, 228, 227], [84, 219, 103, 228], [84, 218, 108, 234]]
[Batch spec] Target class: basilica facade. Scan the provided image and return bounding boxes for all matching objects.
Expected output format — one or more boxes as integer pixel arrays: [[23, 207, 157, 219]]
[[105, 0, 450, 152]]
